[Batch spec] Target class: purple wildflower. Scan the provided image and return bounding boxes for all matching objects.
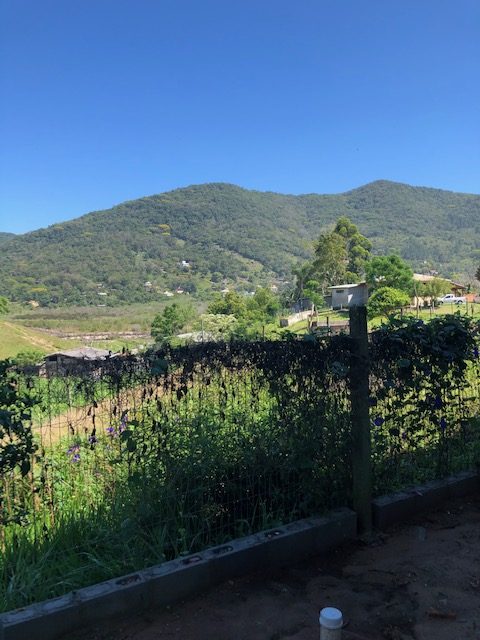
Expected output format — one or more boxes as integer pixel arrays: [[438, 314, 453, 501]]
[[401, 431, 407, 440], [88, 434, 98, 445], [434, 396, 443, 409], [66, 444, 80, 456], [440, 417, 447, 431], [66, 444, 81, 463], [106, 426, 117, 437], [373, 417, 384, 427]]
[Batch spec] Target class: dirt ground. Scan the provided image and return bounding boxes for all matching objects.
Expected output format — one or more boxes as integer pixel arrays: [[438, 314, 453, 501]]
[[70, 495, 480, 640]]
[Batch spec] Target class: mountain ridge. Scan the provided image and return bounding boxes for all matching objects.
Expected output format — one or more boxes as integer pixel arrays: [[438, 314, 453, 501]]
[[0, 180, 478, 306]]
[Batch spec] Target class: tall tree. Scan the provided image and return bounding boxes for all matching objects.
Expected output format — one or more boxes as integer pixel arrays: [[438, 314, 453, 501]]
[[151, 303, 194, 343], [291, 262, 316, 299], [313, 231, 348, 292], [0, 297, 8, 315], [312, 217, 371, 293], [365, 255, 414, 293], [334, 216, 372, 279]]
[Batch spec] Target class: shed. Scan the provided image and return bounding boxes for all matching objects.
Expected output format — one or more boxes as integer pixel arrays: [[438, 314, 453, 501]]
[[328, 283, 368, 310], [43, 347, 115, 376]]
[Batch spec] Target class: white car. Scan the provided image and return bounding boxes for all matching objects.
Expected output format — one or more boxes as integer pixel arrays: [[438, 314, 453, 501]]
[[437, 293, 466, 304]]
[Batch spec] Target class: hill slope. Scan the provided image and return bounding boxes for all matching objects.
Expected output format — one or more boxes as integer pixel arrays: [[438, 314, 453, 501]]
[[0, 232, 15, 246], [0, 180, 479, 305]]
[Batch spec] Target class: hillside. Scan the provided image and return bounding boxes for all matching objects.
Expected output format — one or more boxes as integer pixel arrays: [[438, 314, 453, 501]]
[[0, 319, 77, 359], [0, 232, 15, 246], [0, 180, 479, 306]]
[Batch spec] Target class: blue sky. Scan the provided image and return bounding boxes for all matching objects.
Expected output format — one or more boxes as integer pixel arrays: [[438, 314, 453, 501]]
[[1, 0, 479, 233]]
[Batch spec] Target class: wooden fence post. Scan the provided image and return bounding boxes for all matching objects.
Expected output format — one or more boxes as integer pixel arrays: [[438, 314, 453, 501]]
[[349, 305, 372, 533]]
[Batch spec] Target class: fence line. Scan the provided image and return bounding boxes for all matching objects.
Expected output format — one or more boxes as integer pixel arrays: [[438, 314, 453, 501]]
[[0, 312, 479, 612]]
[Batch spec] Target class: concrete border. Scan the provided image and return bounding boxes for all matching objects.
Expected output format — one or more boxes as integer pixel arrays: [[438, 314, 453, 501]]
[[372, 470, 480, 529], [2, 470, 477, 640], [0, 508, 356, 640]]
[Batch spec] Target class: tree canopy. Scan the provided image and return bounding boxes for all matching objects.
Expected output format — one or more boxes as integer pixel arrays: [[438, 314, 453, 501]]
[[207, 288, 280, 331], [333, 216, 372, 280], [151, 303, 195, 343], [293, 216, 371, 304], [367, 287, 411, 318], [365, 255, 414, 293]]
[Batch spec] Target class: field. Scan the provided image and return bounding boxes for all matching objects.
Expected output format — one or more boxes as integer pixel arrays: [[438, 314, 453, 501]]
[[2, 300, 480, 362], [0, 301, 203, 359], [0, 319, 79, 359]]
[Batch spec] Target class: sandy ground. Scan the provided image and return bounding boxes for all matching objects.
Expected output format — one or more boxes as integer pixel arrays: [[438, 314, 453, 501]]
[[70, 495, 480, 640]]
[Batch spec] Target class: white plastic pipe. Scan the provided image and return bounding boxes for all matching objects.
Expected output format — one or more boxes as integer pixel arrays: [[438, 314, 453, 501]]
[[319, 607, 343, 639]]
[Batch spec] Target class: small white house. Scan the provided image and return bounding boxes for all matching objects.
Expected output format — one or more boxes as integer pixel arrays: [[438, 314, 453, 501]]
[[328, 283, 368, 310]]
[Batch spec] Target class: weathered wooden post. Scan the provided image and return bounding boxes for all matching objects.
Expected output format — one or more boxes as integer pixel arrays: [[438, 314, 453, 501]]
[[349, 305, 372, 533]]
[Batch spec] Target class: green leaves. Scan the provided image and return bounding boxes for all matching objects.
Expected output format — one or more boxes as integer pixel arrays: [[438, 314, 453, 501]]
[[0, 361, 37, 477], [367, 286, 411, 319], [365, 255, 414, 294]]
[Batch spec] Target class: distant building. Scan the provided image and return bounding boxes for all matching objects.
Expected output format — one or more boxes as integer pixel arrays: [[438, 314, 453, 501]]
[[42, 347, 116, 376], [412, 273, 468, 306], [328, 283, 368, 310]]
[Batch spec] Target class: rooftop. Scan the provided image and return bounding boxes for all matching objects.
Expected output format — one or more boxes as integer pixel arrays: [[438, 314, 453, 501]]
[[47, 347, 113, 360], [328, 282, 367, 290]]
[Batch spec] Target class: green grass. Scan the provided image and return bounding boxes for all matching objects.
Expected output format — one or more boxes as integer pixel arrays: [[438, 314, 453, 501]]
[[0, 319, 79, 359], [9, 301, 176, 333], [1, 365, 351, 611], [2, 300, 210, 358], [287, 309, 350, 334], [370, 303, 480, 329]]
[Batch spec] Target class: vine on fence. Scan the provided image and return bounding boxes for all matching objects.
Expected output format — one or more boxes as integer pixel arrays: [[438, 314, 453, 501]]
[[0, 360, 38, 528], [370, 314, 480, 491]]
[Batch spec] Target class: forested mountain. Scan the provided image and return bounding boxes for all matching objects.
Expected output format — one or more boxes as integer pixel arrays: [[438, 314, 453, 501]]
[[0, 232, 15, 246], [0, 180, 479, 306]]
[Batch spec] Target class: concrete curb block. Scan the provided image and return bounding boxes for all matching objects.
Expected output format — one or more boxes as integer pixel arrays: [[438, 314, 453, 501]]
[[372, 470, 480, 529], [0, 508, 356, 640]]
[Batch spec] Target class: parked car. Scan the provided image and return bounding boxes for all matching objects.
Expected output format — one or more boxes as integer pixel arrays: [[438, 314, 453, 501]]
[[437, 293, 466, 304]]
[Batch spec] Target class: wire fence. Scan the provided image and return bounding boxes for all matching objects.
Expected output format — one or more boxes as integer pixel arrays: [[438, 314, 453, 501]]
[[0, 314, 479, 611], [369, 316, 480, 493]]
